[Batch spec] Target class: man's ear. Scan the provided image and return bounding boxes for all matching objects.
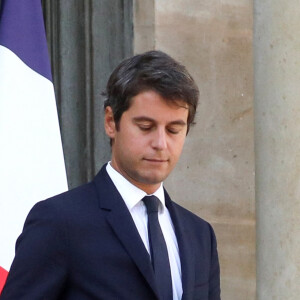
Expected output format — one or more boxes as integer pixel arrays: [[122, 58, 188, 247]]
[[104, 106, 116, 139]]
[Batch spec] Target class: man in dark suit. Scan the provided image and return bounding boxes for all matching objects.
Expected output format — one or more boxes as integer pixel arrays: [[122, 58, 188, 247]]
[[1, 50, 220, 299]]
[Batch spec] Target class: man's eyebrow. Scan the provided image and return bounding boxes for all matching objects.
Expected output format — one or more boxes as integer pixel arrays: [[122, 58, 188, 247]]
[[168, 120, 187, 126], [133, 116, 186, 126], [133, 116, 155, 123]]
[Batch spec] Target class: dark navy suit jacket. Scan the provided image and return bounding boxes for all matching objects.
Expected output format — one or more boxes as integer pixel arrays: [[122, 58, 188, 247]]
[[1, 165, 220, 300]]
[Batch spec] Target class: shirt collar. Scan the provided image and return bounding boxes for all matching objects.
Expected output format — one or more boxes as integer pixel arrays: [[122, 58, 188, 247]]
[[106, 162, 165, 211]]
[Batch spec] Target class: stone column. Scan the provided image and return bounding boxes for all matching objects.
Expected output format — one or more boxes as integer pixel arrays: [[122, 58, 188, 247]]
[[254, 1, 300, 299]]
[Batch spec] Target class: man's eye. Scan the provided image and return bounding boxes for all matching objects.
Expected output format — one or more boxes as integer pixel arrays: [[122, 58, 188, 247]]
[[167, 128, 180, 134], [139, 125, 152, 131]]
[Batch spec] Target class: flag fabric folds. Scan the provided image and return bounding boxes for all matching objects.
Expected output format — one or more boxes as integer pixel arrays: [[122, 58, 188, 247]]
[[0, 0, 68, 292]]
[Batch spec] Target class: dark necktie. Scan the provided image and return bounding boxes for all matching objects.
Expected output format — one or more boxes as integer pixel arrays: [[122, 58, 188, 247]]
[[142, 195, 173, 300]]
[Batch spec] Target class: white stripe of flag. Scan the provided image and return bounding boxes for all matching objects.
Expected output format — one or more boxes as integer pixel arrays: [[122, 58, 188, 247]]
[[0, 0, 68, 290]]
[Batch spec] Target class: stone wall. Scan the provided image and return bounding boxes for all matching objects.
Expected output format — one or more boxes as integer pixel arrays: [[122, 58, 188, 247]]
[[254, 0, 300, 298], [134, 1, 255, 299]]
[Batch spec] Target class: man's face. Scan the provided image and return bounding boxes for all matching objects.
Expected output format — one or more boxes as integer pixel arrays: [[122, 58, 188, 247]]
[[105, 90, 189, 194]]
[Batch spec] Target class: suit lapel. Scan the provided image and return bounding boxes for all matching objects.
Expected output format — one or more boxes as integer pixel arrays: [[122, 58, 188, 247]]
[[165, 191, 195, 300], [93, 166, 160, 299]]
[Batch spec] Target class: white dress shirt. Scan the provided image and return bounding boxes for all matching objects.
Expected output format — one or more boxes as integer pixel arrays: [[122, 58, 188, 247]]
[[106, 162, 183, 300]]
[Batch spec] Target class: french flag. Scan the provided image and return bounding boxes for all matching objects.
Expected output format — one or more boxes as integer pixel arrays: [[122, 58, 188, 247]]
[[0, 0, 68, 292]]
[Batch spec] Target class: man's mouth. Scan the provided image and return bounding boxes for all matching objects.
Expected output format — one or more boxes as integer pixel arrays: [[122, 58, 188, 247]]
[[143, 158, 169, 163]]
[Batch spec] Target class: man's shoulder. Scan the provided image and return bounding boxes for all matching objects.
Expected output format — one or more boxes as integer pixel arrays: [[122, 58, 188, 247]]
[[168, 198, 217, 251], [32, 165, 110, 213], [26, 180, 97, 222], [48, 180, 95, 203]]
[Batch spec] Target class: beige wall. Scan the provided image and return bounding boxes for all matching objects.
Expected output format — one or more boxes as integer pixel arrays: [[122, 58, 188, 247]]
[[134, 1, 255, 299], [254, 0, 300, 299]]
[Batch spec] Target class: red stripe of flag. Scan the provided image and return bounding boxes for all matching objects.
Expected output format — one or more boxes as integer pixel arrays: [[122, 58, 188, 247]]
[[0, 266, 8, 294]]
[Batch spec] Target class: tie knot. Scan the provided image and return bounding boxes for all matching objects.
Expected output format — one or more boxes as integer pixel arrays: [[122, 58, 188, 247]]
[[142, 195, 160, 214]]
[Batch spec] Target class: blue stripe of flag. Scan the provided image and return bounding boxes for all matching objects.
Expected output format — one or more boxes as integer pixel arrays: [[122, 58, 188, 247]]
[[0, 0, 52, 81]]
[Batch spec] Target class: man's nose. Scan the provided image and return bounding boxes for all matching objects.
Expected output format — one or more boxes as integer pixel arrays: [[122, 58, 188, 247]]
[[151, 128, 167, 150]]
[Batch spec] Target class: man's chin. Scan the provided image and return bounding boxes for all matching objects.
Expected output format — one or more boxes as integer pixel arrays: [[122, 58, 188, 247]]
[[137, 172, 169, 185]]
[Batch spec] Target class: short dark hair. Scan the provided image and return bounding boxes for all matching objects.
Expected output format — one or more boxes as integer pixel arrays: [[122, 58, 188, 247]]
[[103, 50, 199, 133]]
